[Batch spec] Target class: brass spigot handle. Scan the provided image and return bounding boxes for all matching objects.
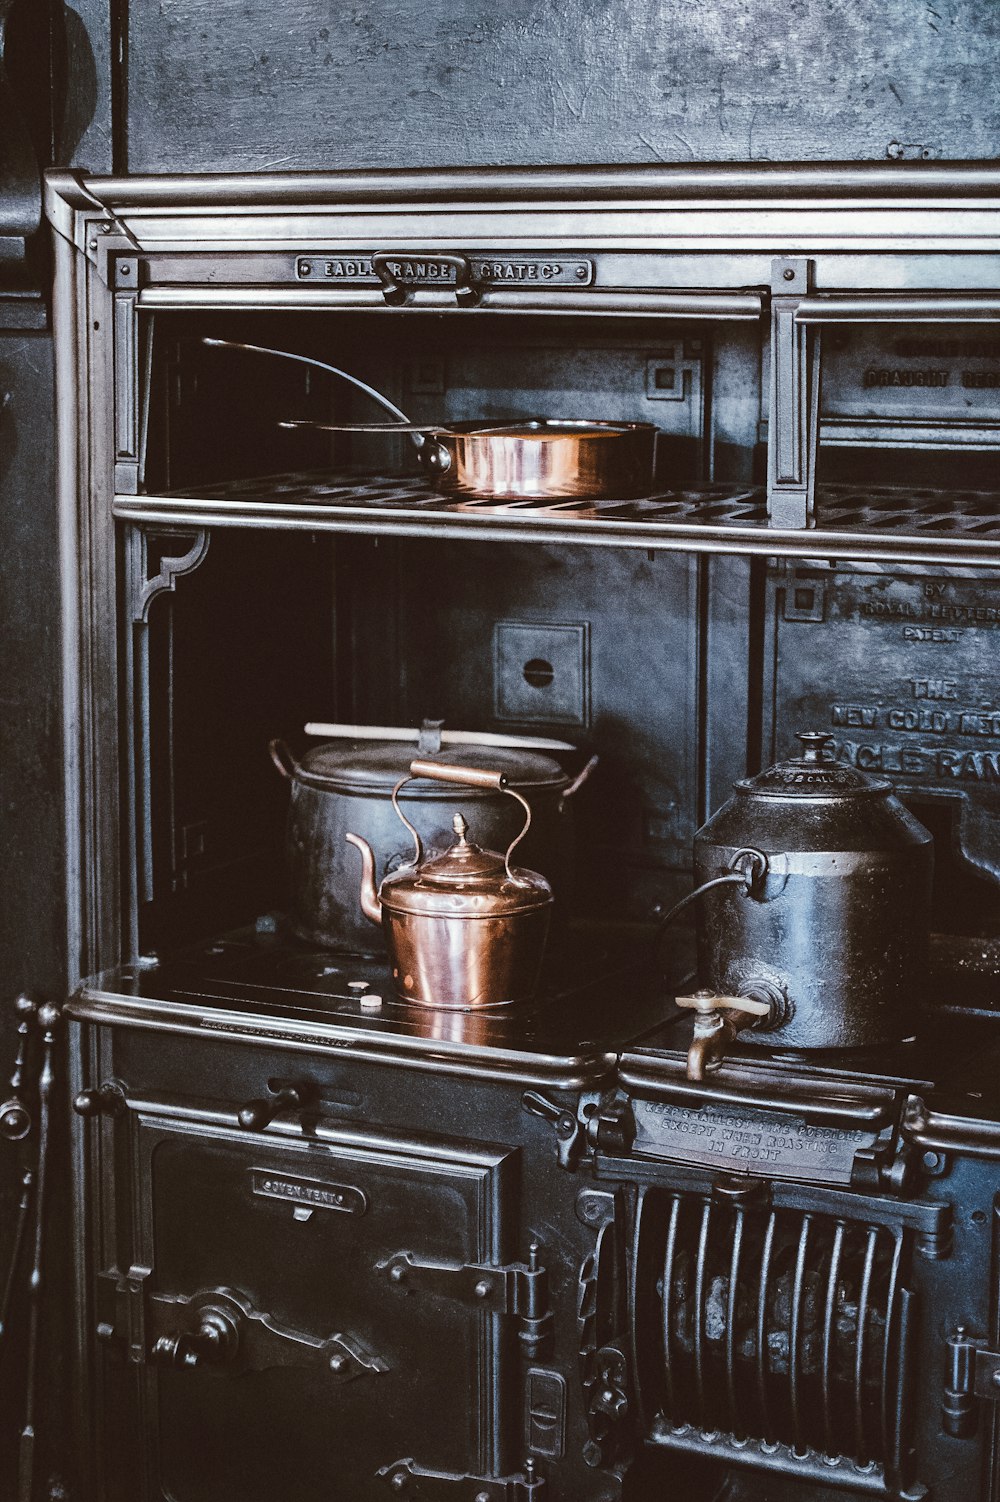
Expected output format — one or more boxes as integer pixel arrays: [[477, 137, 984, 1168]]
[[677, 991, 771, 1019], [677, 991, 772, 1081]]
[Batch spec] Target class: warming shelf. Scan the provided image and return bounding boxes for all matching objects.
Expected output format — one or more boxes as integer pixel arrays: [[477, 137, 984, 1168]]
[[113, 474, 1000, 568]]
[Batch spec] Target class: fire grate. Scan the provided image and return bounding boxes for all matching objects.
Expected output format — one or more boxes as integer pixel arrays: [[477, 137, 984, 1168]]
[[631, 1189, 914, 1487]]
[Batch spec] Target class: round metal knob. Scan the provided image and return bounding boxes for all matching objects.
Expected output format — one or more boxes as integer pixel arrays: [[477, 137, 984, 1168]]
[[73, 1082, 126, 1117], [796, 730, 835, 764], [151, 1308, 238, 1369], [0, 1098, 32, 1140]]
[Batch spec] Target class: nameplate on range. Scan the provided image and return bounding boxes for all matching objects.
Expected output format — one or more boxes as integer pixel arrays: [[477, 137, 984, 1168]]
[[631, 1100, 878, 1184], [294, 254, 594, 287], [250, 1169, 367, 1215]]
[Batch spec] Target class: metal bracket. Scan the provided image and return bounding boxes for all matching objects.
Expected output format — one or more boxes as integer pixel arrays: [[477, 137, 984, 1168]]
[[378, 1457, 545, 1499], [585, 1094, 635, 1157], [83, 220, 144, 286], [521, 1091, 586, 1170], [942, 1325, 1000, 1437], [381, 1244, 551, 1357], [576, 1193, 633, 1471], [127, 527, 212, 623], [767, 257, 819, 530]]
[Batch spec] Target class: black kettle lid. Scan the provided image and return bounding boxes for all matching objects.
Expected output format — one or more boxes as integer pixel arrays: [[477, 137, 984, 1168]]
[[735, 732, 892, 799]]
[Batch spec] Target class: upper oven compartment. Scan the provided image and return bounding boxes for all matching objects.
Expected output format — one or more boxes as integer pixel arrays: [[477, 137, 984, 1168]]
[[45, 163, 1000, 559]]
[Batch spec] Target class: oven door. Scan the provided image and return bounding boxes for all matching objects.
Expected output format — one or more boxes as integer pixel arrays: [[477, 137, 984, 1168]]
[[93, 1095, 515, 1502]]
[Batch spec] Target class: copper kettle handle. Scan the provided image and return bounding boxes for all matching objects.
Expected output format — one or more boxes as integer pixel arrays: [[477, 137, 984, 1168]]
[[392, 760, 533, 882]]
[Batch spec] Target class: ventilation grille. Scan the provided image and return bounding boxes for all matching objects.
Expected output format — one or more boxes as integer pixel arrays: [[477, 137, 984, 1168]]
[[631, 1190, 912, 1477]]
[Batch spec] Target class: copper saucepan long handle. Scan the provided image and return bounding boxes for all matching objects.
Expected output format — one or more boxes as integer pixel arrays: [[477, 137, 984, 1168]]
[[201, 338, 435, 454]]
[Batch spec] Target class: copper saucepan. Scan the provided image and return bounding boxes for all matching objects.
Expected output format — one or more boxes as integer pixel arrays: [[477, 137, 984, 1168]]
[[202, 338, 657, 501]]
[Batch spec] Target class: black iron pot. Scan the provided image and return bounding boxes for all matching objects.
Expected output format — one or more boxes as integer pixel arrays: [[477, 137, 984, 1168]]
[[270, 730, 594, 954], [691, 731, 934, 1053]]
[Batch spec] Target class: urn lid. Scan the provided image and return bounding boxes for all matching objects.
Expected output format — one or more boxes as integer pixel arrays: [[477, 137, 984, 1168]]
[[380, 814, 553, 918], [735, 732, 891, 800]]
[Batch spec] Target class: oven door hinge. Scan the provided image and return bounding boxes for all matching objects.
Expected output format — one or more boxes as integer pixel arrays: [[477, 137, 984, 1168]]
[[380, 1244, 552, 1357], [942, 1325, 1000, 1436], [378, 1456, 545, 1499]]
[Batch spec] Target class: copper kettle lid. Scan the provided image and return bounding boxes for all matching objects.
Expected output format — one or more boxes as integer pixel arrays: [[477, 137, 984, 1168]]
[[382, 814, 552, 918], [735, 731, 892, 799]]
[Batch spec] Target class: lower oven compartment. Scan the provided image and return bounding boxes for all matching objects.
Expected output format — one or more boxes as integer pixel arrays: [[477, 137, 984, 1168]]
[[93, 1097, 518, 1501]]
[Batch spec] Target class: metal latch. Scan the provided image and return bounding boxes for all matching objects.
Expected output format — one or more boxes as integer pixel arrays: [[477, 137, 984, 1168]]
[[96, 1273, 384, 1380], [378, 1457, 545, 1499], [381, 1244, 552, 1357], [942, 1325, 1000, 1436]]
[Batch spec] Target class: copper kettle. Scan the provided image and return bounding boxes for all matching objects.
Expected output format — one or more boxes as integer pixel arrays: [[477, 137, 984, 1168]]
[[346, 759, 553, 1009]]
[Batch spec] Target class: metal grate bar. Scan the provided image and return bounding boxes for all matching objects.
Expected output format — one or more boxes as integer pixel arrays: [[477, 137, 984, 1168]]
[[880, 1231, 904, 1469], [789, 1213, 812, 1454], [889, 1285, 916, 1485], [854, 1226, 880, 1463], [756, 1210, 777, 1444], [726, 1205, 746, 1439], [632, 1189, 914, 1483], [693, 1198, 712, 1427], [821, 1220, 846, 1458], [660, 1194, 681, 1423], [629, 1187, 650, 1435]]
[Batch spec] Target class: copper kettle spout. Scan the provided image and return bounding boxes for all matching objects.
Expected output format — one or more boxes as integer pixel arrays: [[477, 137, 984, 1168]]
[[345, 834, 382, 925]]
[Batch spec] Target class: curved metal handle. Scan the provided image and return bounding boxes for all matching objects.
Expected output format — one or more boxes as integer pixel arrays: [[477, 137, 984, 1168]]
[[201, 339, 429, 455], [407, 758, 507, 791], [391, 760, 533, 882], [370, 251, 481, 308], [559, 753, 599, 808], [267, 737, 299, 782], [237, 1079, 310, 1132]]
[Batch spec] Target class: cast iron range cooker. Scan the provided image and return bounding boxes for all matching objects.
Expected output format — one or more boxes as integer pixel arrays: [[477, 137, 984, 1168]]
[[68, 920, 1000, 1502], [46, 163, 1000, 1502]]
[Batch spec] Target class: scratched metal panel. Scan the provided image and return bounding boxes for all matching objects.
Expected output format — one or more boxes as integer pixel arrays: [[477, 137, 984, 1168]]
[[122, 0, 1000, 173], [0, 335, 65, 1036], [764, 564, 1000, 936], [343, 535, 706, 923]]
